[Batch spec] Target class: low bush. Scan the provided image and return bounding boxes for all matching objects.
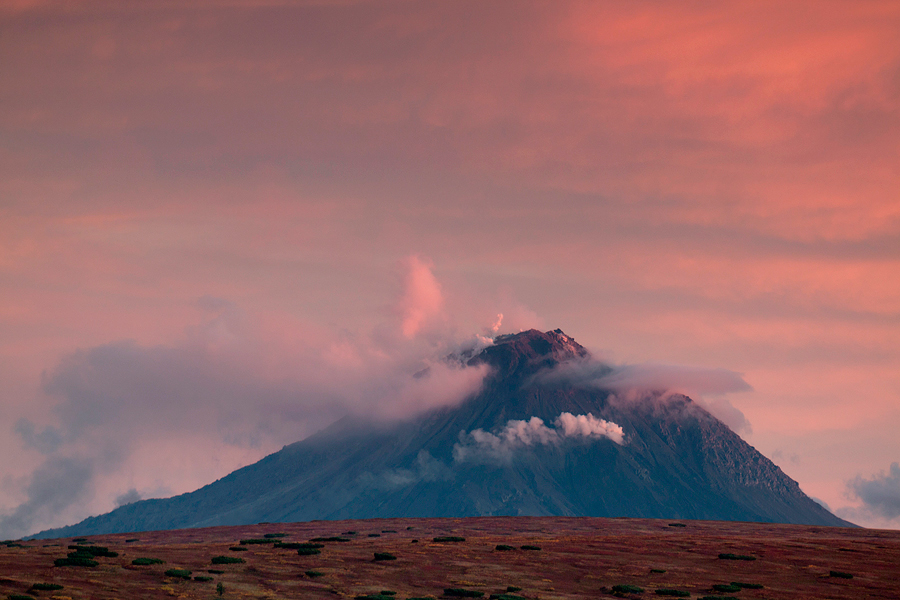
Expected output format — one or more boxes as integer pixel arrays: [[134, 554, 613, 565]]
[[830, 571, 853, 579], [131, 557, 165, 565], [67, 545, 118, 557], [345, 531, 358, 535], [310, 536, 350, 542], [495, 544, 515, 551], [379, 591, 396, 595], [263, 533, 287, 538], [698, 597, 738, 600], [718, 553, 756, 561], [297, 548, 322, 556], [407, 597, 435, 600], [211, 556, 245, 565], [229, 546, 248, 551], [275, 542, 323, 550], [711, 584, 740, 593], [194, 576, 214, 582], [650, 569, 666, 574], [444, 589, 483, 597], [489, 594, 525, 600], [368, 534, 381, 538], [611, 584, 643, 594], [520, 545, 541, 551], [382, 530, 397, 533], [355, 595, 394, 600], [373, 552, 396, 561], [30, 583, 63, 591], [165, 569, 192, 579], [217, 582, 224, 596], [8, 594, 35, 600], [305, 570, 324, 578], [239, 538, 274, 545], [731, 582, 763, 589], [655, 590, 689, 597], [668, 523, 686, 528], [506, 587, 521, 593], [208, 569, 224, 574], [125, 538, 140, 543], [433, 536, 466, 543], [53, 557, 98, 568], [71, 538, 87, 543]]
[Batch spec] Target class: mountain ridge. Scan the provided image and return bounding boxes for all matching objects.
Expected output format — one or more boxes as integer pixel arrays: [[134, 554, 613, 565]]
[[31, 328, 852, 538]]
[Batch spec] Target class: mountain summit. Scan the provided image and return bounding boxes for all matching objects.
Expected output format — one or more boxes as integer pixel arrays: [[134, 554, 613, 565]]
[[34, 329, 850, 537]]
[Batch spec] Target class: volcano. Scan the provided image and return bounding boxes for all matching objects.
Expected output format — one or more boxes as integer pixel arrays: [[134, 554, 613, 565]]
[[33, 329, 850, 537]]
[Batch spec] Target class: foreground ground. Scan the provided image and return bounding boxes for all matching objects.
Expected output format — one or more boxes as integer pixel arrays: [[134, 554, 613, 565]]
[[2, 517, 899, 600]]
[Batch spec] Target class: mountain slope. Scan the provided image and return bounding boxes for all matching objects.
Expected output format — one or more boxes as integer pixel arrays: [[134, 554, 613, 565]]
[[33, 329, 851, 537]]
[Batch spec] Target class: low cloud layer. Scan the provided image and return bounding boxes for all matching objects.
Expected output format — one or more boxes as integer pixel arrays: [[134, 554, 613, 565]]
[[453, 413, 624, 464], [0, 257, 491, 539], [848, 462, 900, 520], [539, 360, 753, 434]]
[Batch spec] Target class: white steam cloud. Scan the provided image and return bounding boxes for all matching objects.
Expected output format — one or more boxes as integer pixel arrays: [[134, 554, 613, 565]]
[[453, 412, 624, 464]]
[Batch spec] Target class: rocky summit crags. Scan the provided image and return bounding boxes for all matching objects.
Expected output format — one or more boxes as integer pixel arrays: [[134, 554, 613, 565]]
[[32, 329, 851, 537]]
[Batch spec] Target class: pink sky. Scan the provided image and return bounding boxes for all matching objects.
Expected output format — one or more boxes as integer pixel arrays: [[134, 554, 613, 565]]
[[1, 0, 899, 535]]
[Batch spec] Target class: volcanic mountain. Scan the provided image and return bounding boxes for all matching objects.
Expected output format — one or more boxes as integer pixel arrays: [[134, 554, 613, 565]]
[[33, 329, 850, 537]]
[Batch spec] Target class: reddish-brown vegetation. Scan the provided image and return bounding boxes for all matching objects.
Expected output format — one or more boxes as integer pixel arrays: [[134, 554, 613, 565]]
[[1, 517, 898, 599]]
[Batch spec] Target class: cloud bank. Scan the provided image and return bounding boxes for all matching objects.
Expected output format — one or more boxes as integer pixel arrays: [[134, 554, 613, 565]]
[[453, 412, 624, 464], [0, 257, 491, 539], [848, 462, 900, 520]]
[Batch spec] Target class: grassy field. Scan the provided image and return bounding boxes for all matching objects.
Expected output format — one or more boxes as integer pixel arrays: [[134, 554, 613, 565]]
[[2, 517, 898, 599]]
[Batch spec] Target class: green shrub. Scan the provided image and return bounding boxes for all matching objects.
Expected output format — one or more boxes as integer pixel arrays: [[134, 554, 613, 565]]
[[208, 569, 224, 574], [275, 542, 323, 549], [125, 538, 140, 543], [217, 582, 224, 596], [345, 531, 358, 535], [368, 534, 381, 538], [650, 569, 666, 574], [379, 591, 396, 596], [433, 536, 466, 543], [698, 597, 738, 600], [718, 553, 756, 561], [229, 546, 248, 551], [520, 545, 541, 551], [830, 571, 853, 579], [444, 589, 483, 597], [29, 583, 63, 591], [66, 545, 117, 557], [655, 590, 689, 597], [71, 538, 88, 543], [211, 556, 245, 565], [8, 594, 36, 600], [489, 594, 525, 600], [382, 530, 397, 533], [305, 570, 324, 578], [297, 548, 321, 556], [239, 538, 274, 545], [373, 552, 396, 561], [731, 582, 763, 589], [131, 557, 165, 565], [506, 587, 521, 593], [53, 557, 98, 567], [495, 544, 515, 551], [194, 576, 214, 582], [611, 584, 644, 594], [407, 597, 435, 600], [309, 536, 350, 542], [355, 595, 394, 600], [263, 533, 287, 538], [668, 523, 686, 528], [165, 568, 192, 579], [712, 584, 740, 593]]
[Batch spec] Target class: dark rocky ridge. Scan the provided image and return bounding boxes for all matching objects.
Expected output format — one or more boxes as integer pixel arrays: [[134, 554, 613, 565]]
[[32, 329, 851, 538]]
